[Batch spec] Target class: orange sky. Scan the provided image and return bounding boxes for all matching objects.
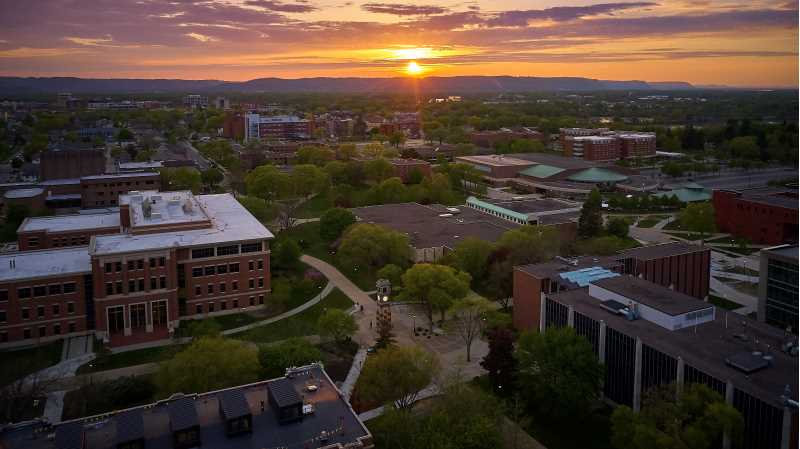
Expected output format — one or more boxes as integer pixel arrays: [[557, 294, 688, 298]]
[[0, 0, 796, 87]]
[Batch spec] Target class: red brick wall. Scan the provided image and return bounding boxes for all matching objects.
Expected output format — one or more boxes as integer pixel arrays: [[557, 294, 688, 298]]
[[182, 251, 271, 315], [80, 175, 161, 208], [513, 269, 544, 331], [584, 140, 621, 161], [622, 248, 710, 299], [713, 190, 798, 245], [18, 227, 119, 251]]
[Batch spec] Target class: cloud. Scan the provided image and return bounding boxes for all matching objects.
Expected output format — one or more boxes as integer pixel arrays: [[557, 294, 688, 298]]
[[361, 3, 447, 16], [185, 32, 218, 42], [245, 0, 317, 13], [485, 2, 658, 27], [0, 47, 92, 58]]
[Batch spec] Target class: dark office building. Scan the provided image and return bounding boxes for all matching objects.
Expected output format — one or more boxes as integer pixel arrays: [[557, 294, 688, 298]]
[[759, 245, 799, 331], [40, 148, 105, 181], [543, 275, 798, 449]]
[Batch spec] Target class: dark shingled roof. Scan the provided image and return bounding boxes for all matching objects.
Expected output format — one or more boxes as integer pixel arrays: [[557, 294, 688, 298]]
[[617, 241, 707, 260], [219, 388, 251, 420], [167, 396, 199, 431], [54, 422, 83, 449], [592, 275, 711, 316], [268, 378, 302, 408], [114, 409, 144, 444]]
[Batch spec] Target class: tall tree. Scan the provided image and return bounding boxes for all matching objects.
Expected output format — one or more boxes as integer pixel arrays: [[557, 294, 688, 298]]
[[337, 223, 412, 272], [317, 309, 357, 343], [448, 296, 493, 362], [515, 327, 603, 418], [578, 189, 604, 238], [400, 264, 471, 330], [358, 346, 439, 409], [319, 207, 356, 241], [245, 165, 290, 203], [258, 338, 322, 379], [481, 327, 517, 395], [498, 224, 561, 265], [680, 202, 716, 241], [611, 383, 744, 449]]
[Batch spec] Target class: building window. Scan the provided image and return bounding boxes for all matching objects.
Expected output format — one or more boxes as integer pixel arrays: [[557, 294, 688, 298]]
[[54, 324, 61, 335], [195, 286, 202, 296], [207, 284, 214, 294], [160, 276, 167, 289], [258, 295, 264, 305], [249, 297, 255, 306], [105, 263, 113, 273], [217, 264, 228, 274], [249, 279, 255, 289], [129, 280, 136, 293], [220, 283, 226, 293], [241, 242, 262, 253], [63, 283, 76, 293], [232, 281, 238, 291], [0, 332, 7, 342], [37, 306, 45, 318], [233, 299, 238, 308], [115, 262, 122, 272], [258, 260, 264, 270], [149, 258, 156, 268], [108, 306, 125, 334], [106, 283, 114, 295], [67, 302, 75, 314], [248, 261, 255, 271], [69, 322, 76, 333], [138, 279, 145, 291], [0, 290, 6, 302], [258, 278, 264, 288], [229, 263, 240, 273], [48, 285, 62, 295], [128, 260, 135, 270], [217, 245, 239, 256], [208, 303, 215, 312], [137, 259, 144, 270], [39, 326, 46, 337], [192, 267, 203, 277], [220, 301, 227, 311], [204, 266, 216, 276], [116, 282, 123, 294], [159, 257, 166, 267], [152, 301, 168, 326], [23, 329, 31, 339], [18, 288, 31, 299], [52, 304, 60, 316], [0, 310, 6, 323], [28, 237, 39, 248], [196, 304, 203, 314], [34, 286, 47, 297], [150, 278, 157, 290], [192, 247, 215, 259]]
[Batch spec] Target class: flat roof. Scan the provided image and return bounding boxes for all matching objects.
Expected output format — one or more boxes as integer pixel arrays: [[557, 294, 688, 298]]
[[0, 364, 372, 449], [92, 194, 274, 255], [121, 190, 210, 229], [592, 275, 710, 316], [352, 202, 516, 250], [456, 155, 535, 168], [515, 256, 622, 284], [483, 197, 579, 215], [118, 161, 163, 170], [618, 241, 707, 260], [511, 153, 599, 170], [736, 187, 799, 210], [4, 188, 44, 199], [389, 158, 429, 166], [763, 244, 799, 261], [81, 171, 159, 181], [0, 247, 91, 282], [549, 288, 798, 407], [18, 212, 120, 234]]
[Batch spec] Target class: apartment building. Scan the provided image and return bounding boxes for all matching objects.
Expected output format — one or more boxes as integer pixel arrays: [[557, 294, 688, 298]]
[[559, 128, 656, 161], [244, 113, 312, 141], [80, 172, 161, 208], [0, 190, 273, 349]]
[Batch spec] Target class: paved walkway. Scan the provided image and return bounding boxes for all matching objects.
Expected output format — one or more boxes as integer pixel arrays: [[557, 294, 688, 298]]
[[709, 277, 757, 315], [43, 390, 66, 424], [63, 335, 92, 361], [653, 216, 674, 230], [339, 348, 368, 401]]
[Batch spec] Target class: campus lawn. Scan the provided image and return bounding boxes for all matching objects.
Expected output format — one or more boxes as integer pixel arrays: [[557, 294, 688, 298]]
[[76, 344, 186, 375], [636, 218, 661, 228], [709, 295, 745, 311], [0, 340, 63, 387], [236, 288, 353, 344], [295, 191, 335, 218]]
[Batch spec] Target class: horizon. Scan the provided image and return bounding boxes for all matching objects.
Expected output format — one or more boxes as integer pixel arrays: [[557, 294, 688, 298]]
[[0, 1, 797, 88]]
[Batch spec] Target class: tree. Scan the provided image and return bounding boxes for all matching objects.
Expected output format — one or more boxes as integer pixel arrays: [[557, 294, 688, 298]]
[[337, 143, 358, 160], [296, 146, 334, 166], [258, 338, 322, 379], [388, 130, 406, 148], [237, 195, 275, 222], [319, 208, 356, 241], [367, 177, 407, 204], [515, 327, 603, 418], [337, 223, 412, 272], [578, 189, 603, 238], [183, 319, 222, 338], [481, 326, 517, 395], [376, 264, 403, 288], [611, 383, 744, 449], [680, 202, 716, 240], [318, 309, 357, 343], [290, 164, 329, 198], [606, 217, 630, 239], [364, 158, 394, 183], [160, 167, 201, 193], [117, 128, 133, 140], [358, 345, 439, 409], [201, 167, 224, 189], [245, 165, 290, 203], [448, 296, 493, 362], [497, 225, 561, 265], [155, 337, 260, 396], [400, 264, 471, 330], [272, 238, 301, 272]]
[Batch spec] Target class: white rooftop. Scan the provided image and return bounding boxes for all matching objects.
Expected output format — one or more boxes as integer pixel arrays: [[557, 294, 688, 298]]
[[573, 136, 617, 142], [0, 247, 91, 282], [4, 188, 44, 199], [81, 172, 159, 181], [121, 190, 209, 228], [119, 161, 163, 170], [92, 193, 274, 255], [18, 212, 120, 234]]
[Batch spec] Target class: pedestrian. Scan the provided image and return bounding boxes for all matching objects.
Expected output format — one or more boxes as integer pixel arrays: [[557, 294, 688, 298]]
[[360, 304, 364, 312], [369, 320, 372, 328]]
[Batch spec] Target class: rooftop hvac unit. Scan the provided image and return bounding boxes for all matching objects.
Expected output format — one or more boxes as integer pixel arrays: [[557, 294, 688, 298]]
[[151, 212, 162, 220]]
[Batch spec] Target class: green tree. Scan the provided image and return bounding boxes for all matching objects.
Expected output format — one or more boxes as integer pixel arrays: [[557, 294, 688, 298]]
[[296, 146, 335, 166], [337, 143, 358, 160], [448, 238, 495, 285], [272, 238, 301, 272], [364, 158, 394, 183], [258, 338, 322, 379], [155, 337, 259, 396], [183, 319, 222, 338], [117, 128, 133, 140], [388, 130, 406, 148], [578, 189, 604, 238], [611, 383, 744, 449], [337, 224, 411, 272], [358, 345, 439, 409], [290, 164, 329, 198], [245, 165, 290, 203], [498, 225, 561, 264], [318, 309, 357, 343], [319, 208, 356, 241], [160, 167, 201, 193], [400, 264, 471, 330], [368, 177, 408, 204], [515, 327, 603, 418], [200, 167, 224, 189], [680, 202, 716, 240], [606, 217, 630, 239], [237, 196, 275, 222], [448, 296, 494, 362], [376, 264, 404, 288]]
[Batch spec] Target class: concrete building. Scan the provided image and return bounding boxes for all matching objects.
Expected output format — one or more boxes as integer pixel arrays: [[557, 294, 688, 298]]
[[713, 188, 799, 245], [183, 94, 208, 108], [245, 114, 312, 141], [0, 363, 374, 449], [389, 158, 432, 183], [543, 275, 797, 449], [40, 148, 105, 181], [454, 155, 536, 181], [0, 190, 273, 349], [758, 245, 798, 331]]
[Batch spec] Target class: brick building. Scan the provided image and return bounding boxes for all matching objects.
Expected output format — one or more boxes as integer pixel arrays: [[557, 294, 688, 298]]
[[616, 242, 711, 299], [563, 135, 621, 161], [80, 172, 161, 208], [559, 128, 656, 161], [713, 188, 799, 245], [223, 111, 246, 140], [40, 148, 105, 181], [17, 211, 120, 250], [0, 190, 273, 349], [389, 158, 432, 182]]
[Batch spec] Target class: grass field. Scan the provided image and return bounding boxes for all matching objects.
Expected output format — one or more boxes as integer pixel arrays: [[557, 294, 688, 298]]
[[709, 295, 745, 310], [636, 218, 661, 228], [77, 344, 186, 375], [236, 288, 354, 344], [0, 340, 63, 387]]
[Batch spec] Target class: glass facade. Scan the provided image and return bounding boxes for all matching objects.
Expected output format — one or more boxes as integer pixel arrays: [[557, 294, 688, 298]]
[[765, 258, 798, 329], [604, 328, 635, 406], [641, 344, 677, 393], [545, 298, 568, 328], [733, 389, 784, 449], [574, 311, 600, 356]]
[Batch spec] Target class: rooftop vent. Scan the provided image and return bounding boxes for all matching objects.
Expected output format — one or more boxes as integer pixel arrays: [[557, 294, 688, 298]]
[[725, 351, 770, 374]]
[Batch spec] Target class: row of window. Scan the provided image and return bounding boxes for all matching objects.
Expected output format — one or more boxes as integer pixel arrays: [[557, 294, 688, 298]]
[[0, 322, 78, 342], [86, 180, 156, 188], [191, 260, 264, 278], [191, 242, 263, 260], [105, 257, 167, 273], [3, 283, 77, 301], [104, 276, 168, 296], [0, 302, 77, 323], [194, 295, 264, 314], [193, 278, 264, 297]]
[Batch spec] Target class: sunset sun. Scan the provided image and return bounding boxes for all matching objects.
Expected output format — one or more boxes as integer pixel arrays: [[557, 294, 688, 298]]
[[405, 61, 423, 76]]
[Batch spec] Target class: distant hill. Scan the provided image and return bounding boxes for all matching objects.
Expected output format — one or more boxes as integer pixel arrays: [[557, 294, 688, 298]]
[[0, 75, 697, 96]]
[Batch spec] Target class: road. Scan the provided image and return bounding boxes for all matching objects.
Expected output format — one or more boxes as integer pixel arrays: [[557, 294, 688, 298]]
[[693, 167, 797, 190]]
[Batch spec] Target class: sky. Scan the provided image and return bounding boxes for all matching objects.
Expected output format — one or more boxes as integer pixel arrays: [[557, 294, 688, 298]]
[[0, 0, 796, 87]]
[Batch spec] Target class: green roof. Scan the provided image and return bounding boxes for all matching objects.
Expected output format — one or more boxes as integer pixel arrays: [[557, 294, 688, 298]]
[[466, 196, 529, 222], [653, 188, 712, 203], [519, 164, 565, 179], [683, 182, 705, 190], [566, 168, 628, 183]]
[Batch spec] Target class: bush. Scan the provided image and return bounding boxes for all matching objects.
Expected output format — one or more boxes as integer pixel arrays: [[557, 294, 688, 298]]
[[606, 217, 630, 238], [319, 208, 356, 241], [258, 338, 322, 379]]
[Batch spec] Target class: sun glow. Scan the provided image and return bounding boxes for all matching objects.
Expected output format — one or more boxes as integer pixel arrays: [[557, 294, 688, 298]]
[[405, 61, 423, 75]]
